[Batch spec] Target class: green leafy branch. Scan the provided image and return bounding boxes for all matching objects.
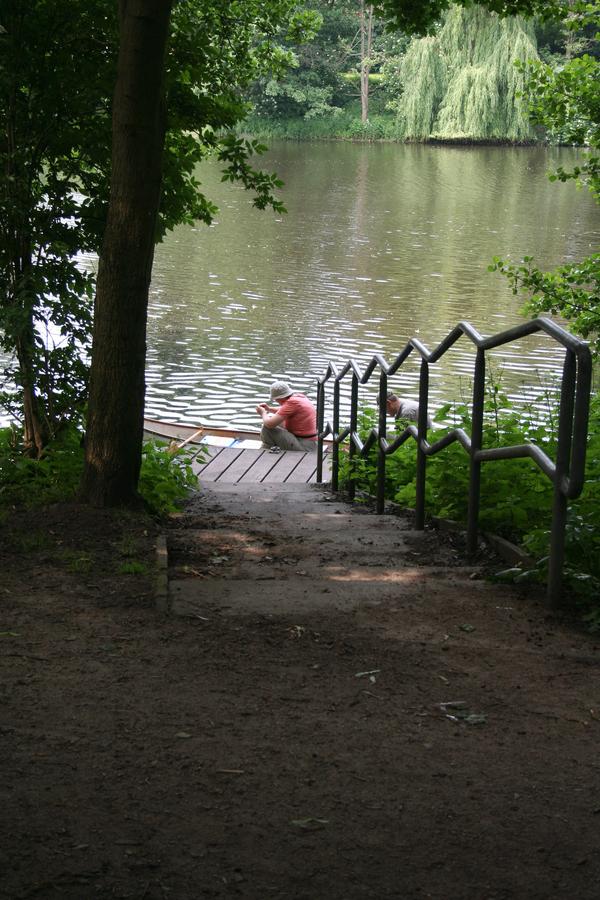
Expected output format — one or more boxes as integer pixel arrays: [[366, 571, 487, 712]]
[[489, 254, 600, 355], [218, 133, 287, 214]]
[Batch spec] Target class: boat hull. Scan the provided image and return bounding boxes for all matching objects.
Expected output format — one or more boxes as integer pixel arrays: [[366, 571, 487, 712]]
[[144, 418, 263, 449]]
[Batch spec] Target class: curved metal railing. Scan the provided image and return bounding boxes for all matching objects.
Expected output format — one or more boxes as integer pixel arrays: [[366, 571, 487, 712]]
[[315, 318, 592, 607]]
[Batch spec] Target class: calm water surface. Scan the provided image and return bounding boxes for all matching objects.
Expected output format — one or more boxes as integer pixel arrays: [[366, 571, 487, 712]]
[[143, 142, 599, 430]]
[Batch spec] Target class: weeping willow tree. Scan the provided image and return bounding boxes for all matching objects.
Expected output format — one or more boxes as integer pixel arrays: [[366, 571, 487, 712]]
[[398, 37, 447, 138], [397, 5, 539, 141]]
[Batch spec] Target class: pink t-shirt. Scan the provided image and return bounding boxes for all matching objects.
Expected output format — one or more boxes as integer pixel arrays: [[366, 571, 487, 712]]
[[278, 393, 317, 440]]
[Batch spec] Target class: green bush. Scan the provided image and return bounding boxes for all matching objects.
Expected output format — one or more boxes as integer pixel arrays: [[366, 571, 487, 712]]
[[0, 426, 201, 516], [0, 425, 84, 508], [339, 389, 600, 623], [521, 393, 600, 625], [137, 440, 200, 515]]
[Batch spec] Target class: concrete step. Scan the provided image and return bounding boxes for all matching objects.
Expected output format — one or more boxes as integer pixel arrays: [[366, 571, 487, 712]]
[[167, 481, 491, 619]]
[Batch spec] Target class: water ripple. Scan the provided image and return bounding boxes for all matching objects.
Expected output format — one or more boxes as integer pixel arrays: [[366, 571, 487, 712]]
[[14, 145, 595, 433]]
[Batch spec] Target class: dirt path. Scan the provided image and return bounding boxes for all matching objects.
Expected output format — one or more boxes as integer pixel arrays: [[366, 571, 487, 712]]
[[1, 487, 599, 899]]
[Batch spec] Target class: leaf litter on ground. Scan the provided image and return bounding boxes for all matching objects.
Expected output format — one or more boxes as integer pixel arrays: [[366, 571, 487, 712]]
[[438, 701, 487, 726], [290, 817, 330, 831]]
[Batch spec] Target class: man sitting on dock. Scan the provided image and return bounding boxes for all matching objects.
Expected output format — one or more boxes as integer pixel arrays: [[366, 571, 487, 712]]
[[381, 391, 433, 429], [256, 381, 318, 452]]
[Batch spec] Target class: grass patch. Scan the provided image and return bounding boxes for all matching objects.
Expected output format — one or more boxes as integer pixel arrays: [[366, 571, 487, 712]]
[[8, 529, 54, 554], [116, 533, 144, 558], [59, 549, 94, 575], [117, 560, 149, 576]]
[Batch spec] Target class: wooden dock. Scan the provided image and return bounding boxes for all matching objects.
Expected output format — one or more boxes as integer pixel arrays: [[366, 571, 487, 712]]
[[192, 446, 330, 484]]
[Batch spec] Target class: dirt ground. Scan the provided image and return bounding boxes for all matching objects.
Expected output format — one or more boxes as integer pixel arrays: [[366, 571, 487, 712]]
[[1, 492, 600, 900]]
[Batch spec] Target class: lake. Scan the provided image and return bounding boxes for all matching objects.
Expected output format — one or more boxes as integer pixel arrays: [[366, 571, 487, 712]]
[[2, 145, 598, 431], [142, 141, 599, 431]]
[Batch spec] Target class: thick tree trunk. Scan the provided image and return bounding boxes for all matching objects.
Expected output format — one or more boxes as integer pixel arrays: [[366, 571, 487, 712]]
[[80, 0, 173, 506]]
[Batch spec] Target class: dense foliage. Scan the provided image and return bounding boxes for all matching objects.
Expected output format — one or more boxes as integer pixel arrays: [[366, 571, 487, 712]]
[[249, 0, 358, 120], [371, 0, 567, 36], [0, 1, 113, 454], [339, 389, 600, 625], [0, 427, 198, 516], [246, 0, 594, 142], [0, 0, 314, 455], [491, 2, 600, 354]]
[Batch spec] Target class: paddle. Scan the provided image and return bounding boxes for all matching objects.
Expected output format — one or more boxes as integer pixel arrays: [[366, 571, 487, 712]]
[[167, 427, 205, 455]]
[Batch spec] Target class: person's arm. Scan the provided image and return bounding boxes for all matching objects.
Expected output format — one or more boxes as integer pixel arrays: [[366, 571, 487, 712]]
[[256, 405, 284, 429]]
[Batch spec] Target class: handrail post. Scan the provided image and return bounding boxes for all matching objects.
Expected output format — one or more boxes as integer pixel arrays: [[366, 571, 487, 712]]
[[466, 348, 485, 556], [376, 374, 387, 514], [332, 378, 341, 491], [316, 379, 324, 483], [415, 359, 429, 530], [348, 373, 359, 500], [548, 350, 576, 607]]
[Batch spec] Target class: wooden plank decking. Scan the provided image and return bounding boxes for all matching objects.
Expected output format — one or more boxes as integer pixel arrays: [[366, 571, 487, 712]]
[[191, 446, 330, 484]]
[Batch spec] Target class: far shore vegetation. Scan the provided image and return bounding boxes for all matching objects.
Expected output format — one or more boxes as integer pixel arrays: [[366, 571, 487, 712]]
[[245, 2, 597, 145], [243, 108, 539, 143]]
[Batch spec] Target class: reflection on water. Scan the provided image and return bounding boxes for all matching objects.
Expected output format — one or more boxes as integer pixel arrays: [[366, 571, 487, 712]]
[[94, 143, 600, 428]]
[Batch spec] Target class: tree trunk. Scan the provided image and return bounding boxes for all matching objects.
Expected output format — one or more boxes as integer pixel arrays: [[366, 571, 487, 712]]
[[5, 73, 49, 457], [13, 246, 49, 459], [16, 320, 50, 458], [360, 2, 373, 124], [80, 0, 173, 506]]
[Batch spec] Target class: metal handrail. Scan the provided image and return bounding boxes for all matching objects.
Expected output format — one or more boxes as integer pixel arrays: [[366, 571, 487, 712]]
[[315, 318, 593, 608]]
